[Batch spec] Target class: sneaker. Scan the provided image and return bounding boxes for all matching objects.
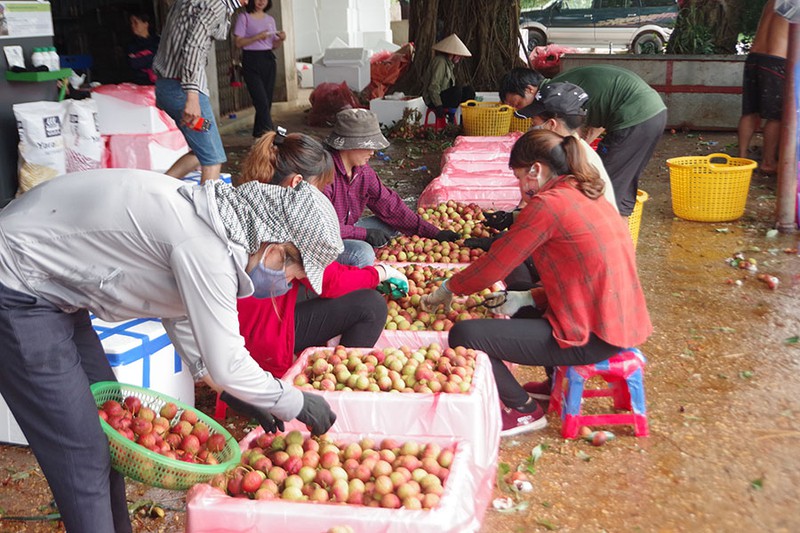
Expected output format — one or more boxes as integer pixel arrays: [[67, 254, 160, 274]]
[[522, 379, 552, 401], [499, 403, 548, 437]]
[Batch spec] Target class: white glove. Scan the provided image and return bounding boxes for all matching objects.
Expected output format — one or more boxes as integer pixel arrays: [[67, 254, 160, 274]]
[[487, 290, 534, 316], [420, 283, 453, 312], [376, 264, 407, 285]]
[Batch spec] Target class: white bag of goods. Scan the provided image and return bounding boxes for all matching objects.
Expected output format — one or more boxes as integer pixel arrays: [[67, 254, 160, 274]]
[[64, 99, 105, 172], [13, 100, 68, 196]]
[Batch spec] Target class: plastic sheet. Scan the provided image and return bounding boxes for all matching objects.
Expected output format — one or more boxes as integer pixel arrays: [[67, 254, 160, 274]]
[[91, 83, 177, 135], [364, 45, 413, 100], [438, 168, 518, 188], [418, 178, 522, 211], [440, 160, 514, 177], [186, 432, 492, 533], [529, 45, 578, 76], [452, 132, 521, 148], [107, 129, 189, 172]]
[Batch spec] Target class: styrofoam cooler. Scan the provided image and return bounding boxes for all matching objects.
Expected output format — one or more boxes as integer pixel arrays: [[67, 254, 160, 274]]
[[0, 395, 28, 445], [452, 132, 522, 148], [438, 168, 518, 188], [186, 431, 491, 533], [370, 96, 427, 128], [282, 343, 500, 474], [91, 317, 195, 407], [107, 128, 190, 173], [440, 147, 513, 166], [92, 83, 178, 135]]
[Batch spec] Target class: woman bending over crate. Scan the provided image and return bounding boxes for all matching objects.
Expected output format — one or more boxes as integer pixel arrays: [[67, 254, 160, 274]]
[[421, 129, 652, 437]]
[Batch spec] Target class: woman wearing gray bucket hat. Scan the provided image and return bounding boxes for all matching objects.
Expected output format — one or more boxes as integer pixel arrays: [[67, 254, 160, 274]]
[[422, 33, 476, 121], [323, 108, 460, 267], [0, 168, 341, 532]]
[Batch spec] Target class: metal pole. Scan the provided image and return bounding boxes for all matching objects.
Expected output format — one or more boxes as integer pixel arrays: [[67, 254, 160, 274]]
[[775, 22, 799, 232]]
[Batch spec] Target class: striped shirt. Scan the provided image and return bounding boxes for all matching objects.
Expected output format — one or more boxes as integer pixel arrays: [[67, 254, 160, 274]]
[[153, 0, 241, 95]]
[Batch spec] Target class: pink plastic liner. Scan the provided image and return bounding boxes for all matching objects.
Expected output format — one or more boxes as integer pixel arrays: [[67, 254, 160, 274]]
[[441, 160, 514, 177], [452, 132, 521, 148], [418, 178, 522, 210], [440, 148, 512, 166], [107, 129, 189, 169], [91, 83, 175, 128], [186, 432, 492, 533]]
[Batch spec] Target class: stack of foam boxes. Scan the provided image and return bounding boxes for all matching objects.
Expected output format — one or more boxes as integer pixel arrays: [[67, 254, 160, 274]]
[[92, 83, 189, 173], [0, 316, 194, 446], [417, 133, 525, 210]]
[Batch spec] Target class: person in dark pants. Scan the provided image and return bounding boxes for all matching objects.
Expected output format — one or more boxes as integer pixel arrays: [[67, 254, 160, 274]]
[[234, 0, 286, 137], [422, 34, 475, 122], [422, 129, 652, 438]]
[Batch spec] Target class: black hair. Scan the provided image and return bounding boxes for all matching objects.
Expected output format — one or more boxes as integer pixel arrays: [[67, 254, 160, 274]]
[[535, 111, 586, 132], [499, 68, 545, 102], [246, 0, 272, 14]]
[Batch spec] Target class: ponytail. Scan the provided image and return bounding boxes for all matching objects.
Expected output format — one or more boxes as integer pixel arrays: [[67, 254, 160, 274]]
[[238, 131, 334, 189]]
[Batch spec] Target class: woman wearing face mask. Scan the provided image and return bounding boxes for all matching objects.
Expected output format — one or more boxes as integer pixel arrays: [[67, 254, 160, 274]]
[[232, 130, 401, 378], [421, 129, 652, 437], [0, 168, 339, 532]]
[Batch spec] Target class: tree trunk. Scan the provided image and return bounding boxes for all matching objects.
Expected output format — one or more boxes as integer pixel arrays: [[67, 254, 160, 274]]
[[393, 0, 525, 95], [667, 0, 754, 54]]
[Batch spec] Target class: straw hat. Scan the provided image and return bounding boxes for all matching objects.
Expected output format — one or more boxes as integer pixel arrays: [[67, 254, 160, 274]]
[[325, 109, 390, 151], [432, 34, 472, 57]]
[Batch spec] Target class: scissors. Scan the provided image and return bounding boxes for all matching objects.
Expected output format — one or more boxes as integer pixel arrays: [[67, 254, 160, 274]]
[[465, 289, 508, 310]]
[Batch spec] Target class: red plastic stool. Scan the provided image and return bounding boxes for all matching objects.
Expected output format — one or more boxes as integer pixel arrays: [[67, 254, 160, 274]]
[[424, 107, 458, 132], [549, 348, 649, 439]]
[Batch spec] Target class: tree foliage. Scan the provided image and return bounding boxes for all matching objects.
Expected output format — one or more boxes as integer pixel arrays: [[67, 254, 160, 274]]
[[667, 0, 757, 54], [393, 0, 527, 94]]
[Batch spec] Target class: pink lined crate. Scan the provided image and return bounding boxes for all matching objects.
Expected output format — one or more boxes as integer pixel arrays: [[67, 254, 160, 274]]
[[186, 431, 492, 533], [417, 178, 522, 211]]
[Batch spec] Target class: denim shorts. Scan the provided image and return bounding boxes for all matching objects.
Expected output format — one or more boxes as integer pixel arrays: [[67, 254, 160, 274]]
[[155, 78, 227, 166]]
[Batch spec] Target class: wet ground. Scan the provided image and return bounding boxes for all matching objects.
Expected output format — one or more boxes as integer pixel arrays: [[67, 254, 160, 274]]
[[0, 97, 797, 532]]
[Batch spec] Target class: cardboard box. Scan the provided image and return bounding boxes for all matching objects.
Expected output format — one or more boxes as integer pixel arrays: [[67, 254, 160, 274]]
[[186, 431, 492, 533], [370, 96, 427, 128], [92, 83, 177, 135], [107, 129, 190, 173], [91, 317, 195, 407]]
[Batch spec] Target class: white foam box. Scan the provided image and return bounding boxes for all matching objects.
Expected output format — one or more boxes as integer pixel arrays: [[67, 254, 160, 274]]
[[91, 317, 195, 407], [370, 95, 427, 127], [92, 83, 178, 135], [313, 57, 370, 91], [0, 395, 28, 445], [107, 128, 190, 173]]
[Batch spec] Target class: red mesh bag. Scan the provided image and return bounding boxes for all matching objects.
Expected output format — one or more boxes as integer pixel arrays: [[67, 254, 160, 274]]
[[306, 82, 364, 127]]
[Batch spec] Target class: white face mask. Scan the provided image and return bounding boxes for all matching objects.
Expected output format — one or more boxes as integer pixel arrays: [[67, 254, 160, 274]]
[[518, 166, 549, 199]]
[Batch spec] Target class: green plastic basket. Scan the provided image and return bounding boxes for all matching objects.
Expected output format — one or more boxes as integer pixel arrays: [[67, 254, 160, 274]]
[[91, 382, 241, 490]]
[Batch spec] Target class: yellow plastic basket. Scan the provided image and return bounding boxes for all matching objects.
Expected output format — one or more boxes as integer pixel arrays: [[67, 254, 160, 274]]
[[627, 189, 648, 249], [91, 382, 241, 490], [460, 100, 514, 136], [508, 114, 532, 133], [666, 153, 757, 222]]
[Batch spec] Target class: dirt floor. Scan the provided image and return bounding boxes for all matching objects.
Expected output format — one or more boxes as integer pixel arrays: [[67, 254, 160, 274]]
[[0, 96, 798, 532]]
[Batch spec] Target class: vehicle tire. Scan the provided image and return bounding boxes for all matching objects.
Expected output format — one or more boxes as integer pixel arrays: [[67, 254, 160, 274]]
[[526, 29, 547, 52], [632, 32, 664, 54]]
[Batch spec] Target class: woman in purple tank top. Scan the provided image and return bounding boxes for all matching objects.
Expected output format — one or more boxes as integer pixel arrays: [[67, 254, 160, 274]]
[[233, 0, 286, 137]]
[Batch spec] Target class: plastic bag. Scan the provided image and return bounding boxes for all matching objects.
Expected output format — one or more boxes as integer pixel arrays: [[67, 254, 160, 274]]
[[64, 99, 104, 172], [363, 44, 414, 101], [529, 45, 577, 76], [13, 100, 68, 196], [306, 82, 363, 127]]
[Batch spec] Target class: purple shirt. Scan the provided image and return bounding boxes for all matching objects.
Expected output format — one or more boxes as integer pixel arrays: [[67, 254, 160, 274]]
[[233, 12, 277, 51], [324, 151, 440, 241]]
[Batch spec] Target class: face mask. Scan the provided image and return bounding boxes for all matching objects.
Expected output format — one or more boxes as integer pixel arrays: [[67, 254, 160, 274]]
[[249, 263, 292, 298], [521, 167, 548, 198]]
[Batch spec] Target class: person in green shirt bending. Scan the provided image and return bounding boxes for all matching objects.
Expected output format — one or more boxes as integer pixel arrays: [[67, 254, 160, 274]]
[[499, 65, 667, 217]]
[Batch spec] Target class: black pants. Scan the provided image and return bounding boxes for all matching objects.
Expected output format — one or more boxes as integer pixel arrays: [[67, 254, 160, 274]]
[[440, 84, 476, 109], [242, 49, 277, 137], [0, 283, 131, 532], [294, 289, 387, 352], [448, 318, 620, 409]]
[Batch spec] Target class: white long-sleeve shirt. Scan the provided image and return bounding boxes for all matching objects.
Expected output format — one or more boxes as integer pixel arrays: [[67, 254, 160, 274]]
[[0, 169, 303, 421]]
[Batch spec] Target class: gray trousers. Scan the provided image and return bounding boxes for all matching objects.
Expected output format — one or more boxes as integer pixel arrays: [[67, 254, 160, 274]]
[[0, 282, 131, 532]]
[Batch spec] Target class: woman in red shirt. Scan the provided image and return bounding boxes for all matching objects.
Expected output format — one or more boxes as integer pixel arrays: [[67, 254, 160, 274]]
[[235, 130, 403, 377], [422, 129, 652, 437]]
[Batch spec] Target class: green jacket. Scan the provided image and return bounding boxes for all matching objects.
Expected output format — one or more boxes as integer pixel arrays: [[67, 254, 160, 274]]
[[422, 54, 454, 108]]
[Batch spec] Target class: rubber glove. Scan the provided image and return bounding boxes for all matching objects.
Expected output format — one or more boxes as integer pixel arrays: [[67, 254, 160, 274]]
[[296, 392, 337, 436], [365, 228, 392, 247], [483, 210, 515, 231], [463, 237, 493, 251], [435, 229, 460, 242], [220, 391, 285, 434], [487, 290, 534, 316], [376, 264, 409, 298], [420, 282, 453, 312]]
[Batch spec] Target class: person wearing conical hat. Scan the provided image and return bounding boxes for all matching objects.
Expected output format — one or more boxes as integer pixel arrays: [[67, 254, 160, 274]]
[[422, 33, 476, 121]]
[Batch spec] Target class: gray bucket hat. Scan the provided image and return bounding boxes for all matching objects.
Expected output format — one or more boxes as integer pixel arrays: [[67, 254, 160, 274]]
[[324, 109, 390, 151]]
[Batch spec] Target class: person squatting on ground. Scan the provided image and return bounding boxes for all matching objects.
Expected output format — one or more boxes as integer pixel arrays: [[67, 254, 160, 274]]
[[232, 130, 405, 377], [422, 33, 476, 122], [737, 0, 790, 176], [500, 65, 667, 217], [421, 129, 652, 437], [323, 109, 460, 268], [153, 0, 245, 183], [234, 0, 287, 138], [0, 169, 341, 531]]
